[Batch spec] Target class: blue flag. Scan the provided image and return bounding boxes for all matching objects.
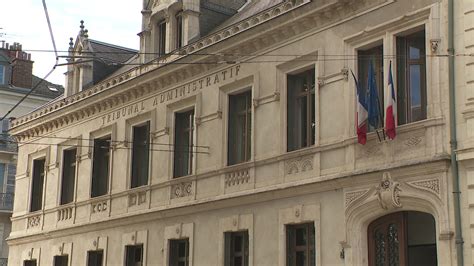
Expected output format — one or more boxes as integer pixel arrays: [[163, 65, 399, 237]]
[[367, 61, 380, 128]]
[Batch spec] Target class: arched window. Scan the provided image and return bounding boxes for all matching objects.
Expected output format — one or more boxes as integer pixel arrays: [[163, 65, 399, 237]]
[[368, 211, 437, 266]]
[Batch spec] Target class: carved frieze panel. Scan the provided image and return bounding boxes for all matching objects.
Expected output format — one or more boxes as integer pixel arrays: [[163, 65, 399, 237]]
[[407, 178, 440, 198], [91, 200, 108, 214], [128, 191, 147, 207], [285, 155, 314, 175], [171, 182, 193, 199], [27, 215, 41, 229], [225, 169, 250, 187], [57, 206, 74, 222], [344, 189, 370, 209]]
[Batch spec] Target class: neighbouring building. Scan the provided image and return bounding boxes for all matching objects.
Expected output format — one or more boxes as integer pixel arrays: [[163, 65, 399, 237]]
[[5, 0, 474, 265], [0, 42, 63, 265]]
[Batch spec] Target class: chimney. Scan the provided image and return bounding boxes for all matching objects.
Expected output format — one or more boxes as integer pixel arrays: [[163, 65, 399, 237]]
[[8, 42, 33, 89]]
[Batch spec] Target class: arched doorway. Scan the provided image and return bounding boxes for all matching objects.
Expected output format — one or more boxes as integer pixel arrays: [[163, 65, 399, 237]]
[[368, 211, 437, 266]]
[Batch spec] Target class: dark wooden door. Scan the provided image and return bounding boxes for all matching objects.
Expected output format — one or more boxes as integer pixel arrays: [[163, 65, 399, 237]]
[[368, 212, 407, 266]]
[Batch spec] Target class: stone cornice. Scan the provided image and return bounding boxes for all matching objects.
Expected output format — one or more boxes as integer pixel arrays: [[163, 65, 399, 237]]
[[10, 0, 394, 140]]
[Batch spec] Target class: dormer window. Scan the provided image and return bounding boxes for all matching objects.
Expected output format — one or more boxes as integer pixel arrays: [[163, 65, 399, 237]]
[[176, 11, 184, 49], [158, 20, 167, 56]]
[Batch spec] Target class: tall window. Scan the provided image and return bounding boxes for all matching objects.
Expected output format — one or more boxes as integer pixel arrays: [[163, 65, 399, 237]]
[[125, 245, 143, 266], [225, 231, 249, 266], [158, 20, 167, 56], [169, 239, 189, 266], [54, 255, 68, 266], [87, 250, 104, 266], [0, 65, 4, 85], [358, 45, 384, 130], [286, 223, 315, 266], [176, 11, 183, 49], [30, 158, 45, 212], [287, 68, 315, 151], [24, 260, 37, 266], [174, 110, 194, 178], [228, 90, 252, 165], [397, 30, 427, 125], [60, 148, 77, 205], [131, 122, 150, 188], [91, 136, 111, 197]]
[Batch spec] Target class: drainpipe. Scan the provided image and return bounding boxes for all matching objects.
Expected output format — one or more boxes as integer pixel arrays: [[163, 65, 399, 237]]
[[448, 0, 463, 264]]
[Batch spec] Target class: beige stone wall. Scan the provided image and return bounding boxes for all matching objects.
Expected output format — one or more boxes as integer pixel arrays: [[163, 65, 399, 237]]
[[9, 0, 469, 264]]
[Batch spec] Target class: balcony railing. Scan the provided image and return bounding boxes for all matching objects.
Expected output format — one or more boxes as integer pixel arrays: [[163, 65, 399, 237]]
[[0, 193, 14, 211]]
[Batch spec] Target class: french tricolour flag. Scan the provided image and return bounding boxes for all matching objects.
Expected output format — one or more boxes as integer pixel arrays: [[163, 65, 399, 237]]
[[351, 70, 368, 145], [385, 61, 397, 139]]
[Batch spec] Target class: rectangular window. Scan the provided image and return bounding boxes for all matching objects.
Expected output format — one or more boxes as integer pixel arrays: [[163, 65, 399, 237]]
[[54, 255, 68, 266], [6, 163, 15, 194], [0, 65, 4, 85], [30, 158, 45, 212], [60, 148, 77, 205], [125, 244, 143, 266], [174, 110, 194, 178], [87, 250, 104, 266], [287, 68, 316, 151], [228, 90, 252, 165], [91, 136, 111, 197], [224, 231, 249, 266], [159, 20, 167, 56], [358, 45, 384, 130], [176, 12, 183, 49], [286, 223, 315, 266], [397, 29, 427, 125], [131, 122, 150, 188], [169, 239, 189, 266], [24, 260, 37, 266]]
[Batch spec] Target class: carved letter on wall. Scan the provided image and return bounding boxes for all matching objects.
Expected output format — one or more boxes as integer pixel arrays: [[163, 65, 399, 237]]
[[375, 172, 402, 210]]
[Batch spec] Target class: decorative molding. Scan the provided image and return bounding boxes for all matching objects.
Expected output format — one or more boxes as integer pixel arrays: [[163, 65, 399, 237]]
[[171, 182, 193, 199], [375, 172, 402, 210], [285, 155, 314, 175], [57, 206, 74, 222], [405, 136, 423, 147], [225, 169, 250, 187], [407, 178, 440, 197], [318, 67, 349, 87], [27, 215, 41, 229], [91, 200, 108, 214], [344, 189, 370, 208], [128, 191, 147, 207]]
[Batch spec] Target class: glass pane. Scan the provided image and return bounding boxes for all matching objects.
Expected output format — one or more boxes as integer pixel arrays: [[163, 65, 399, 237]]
[[295, 251, 306, 266], [234, 256, 242, 266], [409, 46, 420, 60], [131, 123, 149, 187], [409, 65, 422, 121], [174, 110, 194, 178], [374, 229, 386, 266], [295, 227, 307, 246], [388, 224, 400, 266], [178, 241, 186, 257], [61, 149, 77, 204], [91, 137, 110, 197], [30, 159, 45, 212], [0, 164, 5, 193], [234, 235, 242, 252]]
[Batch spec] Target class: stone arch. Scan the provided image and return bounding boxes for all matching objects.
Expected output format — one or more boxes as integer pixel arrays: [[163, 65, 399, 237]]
[[343, 173, 453, 266]]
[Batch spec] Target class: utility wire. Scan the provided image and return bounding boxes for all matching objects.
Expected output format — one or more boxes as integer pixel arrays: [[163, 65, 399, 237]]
[[3, 139, 209, 154], [0, 0, 59, 122], [2, 133, 209, 149]]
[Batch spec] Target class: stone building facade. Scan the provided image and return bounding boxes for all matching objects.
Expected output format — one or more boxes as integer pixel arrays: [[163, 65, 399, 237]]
[[0, 42, 63, 265], [6, 0, 474, 265]]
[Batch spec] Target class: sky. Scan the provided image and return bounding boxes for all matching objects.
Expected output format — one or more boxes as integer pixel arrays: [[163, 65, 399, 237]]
[[1, 0, 143, 86]]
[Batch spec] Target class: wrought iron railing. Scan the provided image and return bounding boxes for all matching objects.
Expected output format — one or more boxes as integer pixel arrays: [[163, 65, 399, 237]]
[[0, 193, 14, 211]]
